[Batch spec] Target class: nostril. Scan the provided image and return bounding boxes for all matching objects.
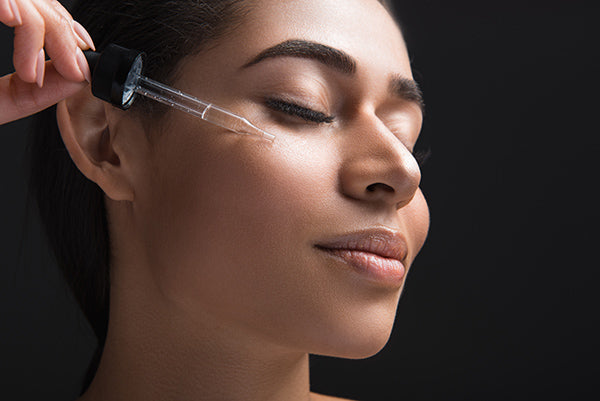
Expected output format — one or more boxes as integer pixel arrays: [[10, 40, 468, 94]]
[[366, 183, 394, 193]]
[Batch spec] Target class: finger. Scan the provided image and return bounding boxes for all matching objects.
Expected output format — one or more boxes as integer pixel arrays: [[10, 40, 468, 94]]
[[45, 0, 72, 21], [33, 0, 85, 48], [11, 0, 45, 84], [36, 0, 95, 51], [28, 0, 87, 82], [0, 60, 87, 124], [72, 19, 95, 51], [0, 0, 22, 26]]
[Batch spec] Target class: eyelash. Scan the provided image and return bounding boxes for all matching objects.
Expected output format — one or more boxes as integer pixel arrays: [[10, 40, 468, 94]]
[[265, 98, 335, 124], [412, 147, 431, 168], [264, 98, 430, 167]]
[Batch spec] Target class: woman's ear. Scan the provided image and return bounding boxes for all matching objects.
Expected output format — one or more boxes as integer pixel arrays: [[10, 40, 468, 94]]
[[56, 87, 136, 202]]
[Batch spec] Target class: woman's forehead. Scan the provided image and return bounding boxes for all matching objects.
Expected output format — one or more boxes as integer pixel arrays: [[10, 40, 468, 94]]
[[227, 0, 409, 74], [241, 0, 402, 44]]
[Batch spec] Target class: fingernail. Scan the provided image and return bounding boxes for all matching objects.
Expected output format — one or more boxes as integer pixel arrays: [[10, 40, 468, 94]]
[[72, 20, 96, 51], [8, 0, 22, 26], [75, 47, 92, 83], [36, 49, 45, 88]]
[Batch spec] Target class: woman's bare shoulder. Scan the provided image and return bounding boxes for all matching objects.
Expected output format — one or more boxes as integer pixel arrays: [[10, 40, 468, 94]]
[[310, 392, 359, 401]]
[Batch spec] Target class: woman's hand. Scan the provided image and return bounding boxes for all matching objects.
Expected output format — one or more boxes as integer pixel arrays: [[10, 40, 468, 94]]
[[0, 0, 95, 124]]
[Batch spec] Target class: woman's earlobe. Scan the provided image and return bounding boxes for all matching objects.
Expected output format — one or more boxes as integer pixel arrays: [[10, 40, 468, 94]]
[[56, 88, 135, 202]]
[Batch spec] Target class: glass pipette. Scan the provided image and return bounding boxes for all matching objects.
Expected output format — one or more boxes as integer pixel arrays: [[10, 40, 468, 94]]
[[84, 44, 275, 142]]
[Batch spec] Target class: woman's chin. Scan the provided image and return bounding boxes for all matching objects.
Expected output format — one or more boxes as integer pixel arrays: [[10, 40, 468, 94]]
[[309, 321, 395, 360], [316, 341, 391, 360]]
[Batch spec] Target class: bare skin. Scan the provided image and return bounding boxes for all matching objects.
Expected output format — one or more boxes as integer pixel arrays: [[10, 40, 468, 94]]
[[3, 0, 429, 400]]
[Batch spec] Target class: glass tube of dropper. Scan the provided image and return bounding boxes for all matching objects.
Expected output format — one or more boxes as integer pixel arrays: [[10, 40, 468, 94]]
[[133, 74, 275, 142]]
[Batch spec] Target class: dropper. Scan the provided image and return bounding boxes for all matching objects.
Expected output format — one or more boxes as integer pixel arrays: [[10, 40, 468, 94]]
[[84, 44, 275, 142]]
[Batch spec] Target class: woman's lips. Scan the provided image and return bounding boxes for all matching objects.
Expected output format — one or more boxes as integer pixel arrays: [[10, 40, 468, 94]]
[[315, 228, 408, 287]]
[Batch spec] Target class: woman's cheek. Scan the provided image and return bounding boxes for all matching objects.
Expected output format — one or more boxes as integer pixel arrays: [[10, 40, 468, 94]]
[[147, 121, 337, 261]]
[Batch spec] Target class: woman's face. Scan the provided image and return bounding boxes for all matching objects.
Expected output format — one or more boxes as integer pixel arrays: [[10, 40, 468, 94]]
[[128, 0, 429, 358]]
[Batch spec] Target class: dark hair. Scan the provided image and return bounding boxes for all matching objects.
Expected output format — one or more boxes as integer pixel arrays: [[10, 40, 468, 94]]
[[30, 0, 249, 394], [28, 0, 396, 396]]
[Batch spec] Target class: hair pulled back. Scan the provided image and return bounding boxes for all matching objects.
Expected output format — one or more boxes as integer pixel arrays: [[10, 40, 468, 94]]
[[28, 0, 395, 396], [29, 0, 248, 394]]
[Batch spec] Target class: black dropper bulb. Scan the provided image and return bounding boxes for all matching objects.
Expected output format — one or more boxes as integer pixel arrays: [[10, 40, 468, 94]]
[[83, 44, 145, 110]]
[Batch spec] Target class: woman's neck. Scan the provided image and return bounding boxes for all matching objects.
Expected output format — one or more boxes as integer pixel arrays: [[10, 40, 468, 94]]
[[76, 266, 313, 401]]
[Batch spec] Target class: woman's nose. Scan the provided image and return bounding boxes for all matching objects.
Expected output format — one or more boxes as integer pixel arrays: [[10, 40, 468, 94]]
[[339, 118, 421, 208]]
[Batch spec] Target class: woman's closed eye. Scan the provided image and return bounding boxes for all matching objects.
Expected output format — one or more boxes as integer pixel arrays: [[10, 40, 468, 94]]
[[265, 98, 335, 124], [264, 97, 430, 167]]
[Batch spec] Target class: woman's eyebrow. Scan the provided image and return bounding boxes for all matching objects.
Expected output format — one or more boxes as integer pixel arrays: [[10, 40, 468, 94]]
[[390, 75, 425, 113], [241, 39, 357, 74], [242, 39, 424, 113]]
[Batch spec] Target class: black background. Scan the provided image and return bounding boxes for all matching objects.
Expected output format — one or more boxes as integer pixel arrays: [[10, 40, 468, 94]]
[[0, 1, 597, 400]]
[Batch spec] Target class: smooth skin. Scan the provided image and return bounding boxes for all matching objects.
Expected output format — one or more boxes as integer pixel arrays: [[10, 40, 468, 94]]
[[4, 0, 429, 400], [0, 0, 93, 124]]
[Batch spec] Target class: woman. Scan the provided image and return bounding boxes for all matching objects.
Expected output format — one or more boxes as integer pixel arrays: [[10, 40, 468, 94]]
[[1, 0, 429, 399]]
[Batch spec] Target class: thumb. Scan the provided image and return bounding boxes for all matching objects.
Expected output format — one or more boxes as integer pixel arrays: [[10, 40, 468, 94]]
[[0, 60, 89, 125]]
